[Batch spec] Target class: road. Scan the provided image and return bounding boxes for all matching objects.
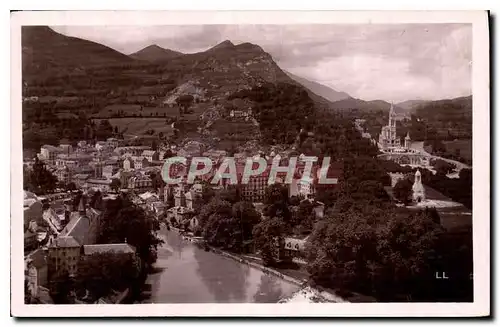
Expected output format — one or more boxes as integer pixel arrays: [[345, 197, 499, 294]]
[[142, 227, 299, 303], [410, 141, 471, 171]]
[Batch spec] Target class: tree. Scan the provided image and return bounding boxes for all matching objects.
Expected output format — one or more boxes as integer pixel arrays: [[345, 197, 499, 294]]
[[98, 195, 163, 269], [96, 119, 114, 140], [218, 185, 241, 204], [89, 190, 103, 210], [432, 159, 455, 176], [166, 189, 175, 208], [110, 178, 121, 192], [263, 183, 291, 223], [66, 182, 77, 191], [393, 178, 413, 205], [176, 94, 194, 116], [23, 157, 57, 194], [49, 270, 75, 304], [76, 252, 140, 300], [306, 205, 444, 301], [252, 216, 287, 266], [150, 172, 165, 191], [197, 198, 232, 231]]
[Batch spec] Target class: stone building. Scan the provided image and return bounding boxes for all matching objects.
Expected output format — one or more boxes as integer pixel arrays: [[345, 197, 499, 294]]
[[378, 104, 401, 149]]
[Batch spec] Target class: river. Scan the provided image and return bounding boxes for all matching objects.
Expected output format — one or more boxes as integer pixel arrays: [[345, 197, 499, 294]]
[[142, 227, 299, 303]]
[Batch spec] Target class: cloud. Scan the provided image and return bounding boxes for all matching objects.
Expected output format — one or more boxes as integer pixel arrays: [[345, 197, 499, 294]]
[[51, 24, 472, 102]]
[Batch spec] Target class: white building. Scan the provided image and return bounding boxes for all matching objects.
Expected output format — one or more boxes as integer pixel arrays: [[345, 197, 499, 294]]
[[39, 145, 61, 163], [378, 104, 401, 150], [412, 170, 426, 203]]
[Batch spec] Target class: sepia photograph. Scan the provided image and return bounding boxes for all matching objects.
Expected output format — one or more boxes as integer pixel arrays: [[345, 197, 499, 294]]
[[10, 10, 490, 317]]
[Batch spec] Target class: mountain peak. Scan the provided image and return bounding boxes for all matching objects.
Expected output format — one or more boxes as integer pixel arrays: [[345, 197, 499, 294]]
[[208, 40, 235, 51], [145, 44, 164, 50], [22, 26, 132, 75], [129, 44, 183, 62]]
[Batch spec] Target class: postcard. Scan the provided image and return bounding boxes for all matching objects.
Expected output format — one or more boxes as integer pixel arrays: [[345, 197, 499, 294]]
[[11, 10, 490, 317]]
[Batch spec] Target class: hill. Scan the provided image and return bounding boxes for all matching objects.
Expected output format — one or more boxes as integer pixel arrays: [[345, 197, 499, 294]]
[[22, 26, 134, 76], [396, 99, 430, 112], [129, 44, 183, 62], [415, 95, 472, 139], [330, 97, 405, 114], [284, 71, 350, 102]]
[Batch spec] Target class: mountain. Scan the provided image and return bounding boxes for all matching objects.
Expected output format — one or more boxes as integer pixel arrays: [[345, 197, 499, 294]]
[[396, 99, 430, 112], [414, 95, 472, 139], [284, 71, 350, 102], [129, 44, 183, 62], [329, 97, 405, 113], [161, 40, 335, 106], [22, 26, 133, 76], [415, 95, 472, 121], [205, 40, 235, 52]]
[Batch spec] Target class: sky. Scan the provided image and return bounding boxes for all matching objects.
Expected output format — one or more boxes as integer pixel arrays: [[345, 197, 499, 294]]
[[52, 24, 472, 103]]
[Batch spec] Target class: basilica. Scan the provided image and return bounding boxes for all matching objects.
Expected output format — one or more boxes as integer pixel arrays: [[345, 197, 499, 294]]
[[378, 103, 411, 150]]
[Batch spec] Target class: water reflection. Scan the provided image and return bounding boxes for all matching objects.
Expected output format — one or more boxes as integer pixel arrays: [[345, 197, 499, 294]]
[[253, 274, 284, 303], [193, 244, 251, 302], [145, 228, 298, 303]]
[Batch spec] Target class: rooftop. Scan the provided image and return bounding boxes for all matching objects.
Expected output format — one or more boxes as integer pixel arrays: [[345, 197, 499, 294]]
[[51, 236, 80, 248], [83, 243, 136, 256]]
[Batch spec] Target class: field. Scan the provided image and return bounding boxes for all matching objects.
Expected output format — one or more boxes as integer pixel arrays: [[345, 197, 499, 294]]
[[95, 118, 175, 137], [442, 139, 472, 162], [95, 104, 176, 118]]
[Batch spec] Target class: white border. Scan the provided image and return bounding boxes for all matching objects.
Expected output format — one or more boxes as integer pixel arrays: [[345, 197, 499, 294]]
[[10, 10, 490, 317]]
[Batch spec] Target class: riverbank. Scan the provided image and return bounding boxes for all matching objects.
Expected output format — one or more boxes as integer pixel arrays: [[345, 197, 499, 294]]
[[144, 227, 300, 303], [171, 227, 346, 303]]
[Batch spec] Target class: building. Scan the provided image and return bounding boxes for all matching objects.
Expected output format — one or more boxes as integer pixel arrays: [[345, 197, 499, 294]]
[[229, 110, 249, 118], [55, 166, 72, 185], [114, 146, 151, 156], [72, 173, 90, 188], [141, 150, 159, 162], [404, 132, 411, 149], [24, 191, 44, 229], [378, 104, 401, 149], [39, 145, 61, 163], [282, 237, 307, 260], [25, 248, 49, 300], [87, 178, 112, 192], [91, 160, 105, 178], [25, 230, 38, 252], [102, 165, 119, 179], [123, 157, 135, 171], [59, 144, 73, 155], [174, 185, 187, 207], [297, 175, 315, 199], [83, 243, 136, 257], [46, 196, 103, 279], [166, 206, 195, 225], [128, 174, 152, 191], [42, 207, 64, 234], [106, 138, 120, 148], [58, 198, 101, 246], [47, 236, 81, 278], [412, 170, 426, 203], [133, 157, 149, 170]]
